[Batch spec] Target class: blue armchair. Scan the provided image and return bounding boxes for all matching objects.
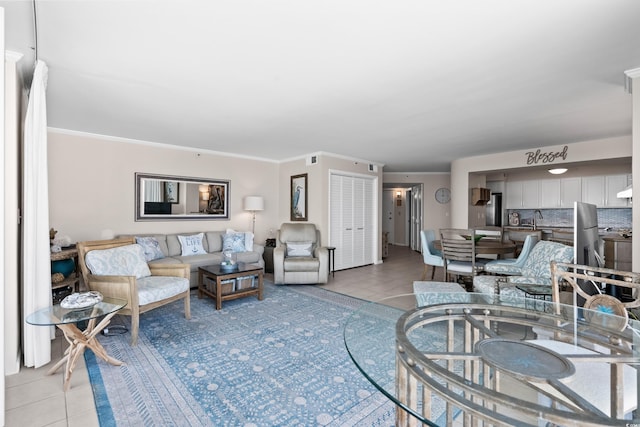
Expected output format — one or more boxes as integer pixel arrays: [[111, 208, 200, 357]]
[[484, 234, 538, 276], [420, 229, 445, 280], [473, 240, 574, 300]]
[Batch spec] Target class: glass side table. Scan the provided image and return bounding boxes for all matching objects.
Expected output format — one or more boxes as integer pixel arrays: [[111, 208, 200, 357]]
[[26, 297, 127, 391]]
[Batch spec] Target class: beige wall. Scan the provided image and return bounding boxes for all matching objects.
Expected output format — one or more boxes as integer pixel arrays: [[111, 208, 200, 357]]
[[279, 154, 383, 262], [451, 135, 632, 228], [383, 172, 452, 236], [48, 130, 280, 244]]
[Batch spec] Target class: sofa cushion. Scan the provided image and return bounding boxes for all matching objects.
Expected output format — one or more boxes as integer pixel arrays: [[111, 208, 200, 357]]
[[85, 244, 151, 279], [178, 233, 208, 256], [135, 236, 165, 261], [173, 253, 224, 268], [284, 257, 320, 271], [226, 229, 254, 251], [136, 275, 189, 305], [286, 241, 314, 257], [520, 241, 573, 280], [223, 232, 247, 253], [205, 232, 223, 252]]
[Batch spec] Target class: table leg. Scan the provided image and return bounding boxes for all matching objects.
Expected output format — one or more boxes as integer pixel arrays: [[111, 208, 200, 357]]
[[216, 277, 222, 310], [257, 272, 264, 301], [198, 270, 204, 298], [49, 311, 124, 391]]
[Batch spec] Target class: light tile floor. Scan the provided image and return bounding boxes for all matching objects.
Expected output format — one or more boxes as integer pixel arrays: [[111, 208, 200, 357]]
[[6, 244, 429, 426]]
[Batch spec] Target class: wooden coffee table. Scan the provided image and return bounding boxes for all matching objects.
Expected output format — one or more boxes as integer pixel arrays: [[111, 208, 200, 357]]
[[198, 263, 264, 310]]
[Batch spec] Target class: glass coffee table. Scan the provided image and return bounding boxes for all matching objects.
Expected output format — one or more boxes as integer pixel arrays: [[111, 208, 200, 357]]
[[344, 292, 639, 426], [198, 263, 264, 310], [26, 297, 127, 391]]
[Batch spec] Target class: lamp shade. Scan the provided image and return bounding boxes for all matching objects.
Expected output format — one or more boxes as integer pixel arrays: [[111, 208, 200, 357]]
[[244, 196, 264, 211]]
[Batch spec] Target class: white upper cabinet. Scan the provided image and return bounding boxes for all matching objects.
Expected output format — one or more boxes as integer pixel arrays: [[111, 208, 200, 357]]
[[582, 174, 631, 207], [581, 176, 605, 207], [506, 181, 539, 208], [505, 181, 523, 209], [605, 174, 631, 207], [560, 177, 582, 208], [539, 179, 561, 208], [538, 178, 582, 208], [508, 175, 630, 210], [521, 181, 539, 208]]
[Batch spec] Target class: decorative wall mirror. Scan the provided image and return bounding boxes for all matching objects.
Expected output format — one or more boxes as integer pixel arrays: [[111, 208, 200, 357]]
[[135, 173, 230, 221]]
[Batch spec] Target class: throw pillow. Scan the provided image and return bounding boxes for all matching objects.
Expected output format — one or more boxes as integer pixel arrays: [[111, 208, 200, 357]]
[[223, 232, 247, 253], [286, 241, 314, 257], [85, 244, 151, 279], [177, 233, 207, 256], [226, 229, 254, 251], [135, 236, 165, 261]]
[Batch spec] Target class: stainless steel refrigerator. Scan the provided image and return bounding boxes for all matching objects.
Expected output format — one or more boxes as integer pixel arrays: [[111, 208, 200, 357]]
[[485, 193, 502, 226]]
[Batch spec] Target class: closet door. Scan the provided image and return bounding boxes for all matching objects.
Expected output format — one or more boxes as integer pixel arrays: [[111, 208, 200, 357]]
[[330, 173, 374, 270]]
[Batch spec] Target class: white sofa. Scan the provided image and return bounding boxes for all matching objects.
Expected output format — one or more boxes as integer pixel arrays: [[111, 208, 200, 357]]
[[120, 231, 265, 287]]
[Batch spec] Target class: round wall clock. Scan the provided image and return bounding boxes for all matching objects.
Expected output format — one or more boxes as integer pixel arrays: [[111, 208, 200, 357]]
[[435, 187, 451, 204]]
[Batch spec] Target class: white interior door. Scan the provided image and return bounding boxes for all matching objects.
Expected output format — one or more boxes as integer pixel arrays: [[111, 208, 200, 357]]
[[330, 173, 375, 270], [410, 185, 423, 251], [382, 190, 394, 245]]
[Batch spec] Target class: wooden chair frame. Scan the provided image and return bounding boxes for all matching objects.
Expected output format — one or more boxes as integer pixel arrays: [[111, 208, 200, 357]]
[[77, 238, 191, 345]]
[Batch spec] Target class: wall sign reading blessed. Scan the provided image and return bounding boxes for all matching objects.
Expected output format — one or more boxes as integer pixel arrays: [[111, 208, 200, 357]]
[[525, 145, 568, 165]]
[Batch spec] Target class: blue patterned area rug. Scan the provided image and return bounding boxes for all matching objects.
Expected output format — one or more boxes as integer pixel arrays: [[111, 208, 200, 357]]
[[85, 282, 397, 426]]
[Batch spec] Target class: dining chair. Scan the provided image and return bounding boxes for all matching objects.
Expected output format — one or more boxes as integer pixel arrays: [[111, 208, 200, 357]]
[[484, 234, 539, 276], [473, 226, 504, 242], [473, 226, 505, 261], [440, 228, 486, 285], [420, 229, 445, 280], [507, 229, 542, 257]]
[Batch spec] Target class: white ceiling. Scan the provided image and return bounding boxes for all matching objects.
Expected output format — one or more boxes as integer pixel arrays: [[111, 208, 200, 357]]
[[3, 0, 640, 172]]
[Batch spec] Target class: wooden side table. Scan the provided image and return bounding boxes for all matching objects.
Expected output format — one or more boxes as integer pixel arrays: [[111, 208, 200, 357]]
[[50, 246, 80, 302], [26, 297, 127, 391], [263, 246, 274, 273]]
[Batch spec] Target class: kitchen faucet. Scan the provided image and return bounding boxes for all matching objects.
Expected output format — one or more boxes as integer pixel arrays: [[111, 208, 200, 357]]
[[533, 210, 543, 230]]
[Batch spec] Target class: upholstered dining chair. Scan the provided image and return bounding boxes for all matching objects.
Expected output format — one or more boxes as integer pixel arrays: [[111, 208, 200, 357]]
[[484, 234, 539, 276], [440, 228, 486, 284], [77, 238, 191, 345], [420, 229, 445, 280], [473, 226, 504, 242]]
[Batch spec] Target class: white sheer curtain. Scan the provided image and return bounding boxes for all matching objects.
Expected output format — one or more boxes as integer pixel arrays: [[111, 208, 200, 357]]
[[144, 179, 163, 202], [23, 60, 52, 368]]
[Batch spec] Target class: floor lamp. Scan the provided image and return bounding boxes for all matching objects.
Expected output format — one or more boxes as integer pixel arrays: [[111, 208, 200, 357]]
[[244, 196, 264, 234]]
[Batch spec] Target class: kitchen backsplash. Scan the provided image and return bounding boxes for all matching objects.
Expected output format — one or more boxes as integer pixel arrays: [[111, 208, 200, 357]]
[[507, 208, 632, 230]]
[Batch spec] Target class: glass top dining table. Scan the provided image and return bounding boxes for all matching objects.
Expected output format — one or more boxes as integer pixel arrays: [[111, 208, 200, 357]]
[[343, 292, 640, 427]]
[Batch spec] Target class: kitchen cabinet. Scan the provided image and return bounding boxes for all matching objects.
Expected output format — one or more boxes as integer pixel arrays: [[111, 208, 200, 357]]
[[506, 181, 539, 209], [582, 175, 630, 208], [539, 179, 561, 208], [605, 175, 630, 207], [560, 177, 582, 207], [603, 236, 632, 271], [539, 178, 581, 208], [581, 176, 605, 207]]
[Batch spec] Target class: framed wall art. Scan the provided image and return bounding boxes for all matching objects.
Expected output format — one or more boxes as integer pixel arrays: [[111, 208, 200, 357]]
[[290, 173, 308, 221], [135, 173, 230, 220], [164, 181, 180, 203]]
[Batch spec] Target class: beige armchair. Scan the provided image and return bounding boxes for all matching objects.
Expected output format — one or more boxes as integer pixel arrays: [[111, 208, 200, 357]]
[[77, 238, 191, 345], [273, 223, 329, 284]]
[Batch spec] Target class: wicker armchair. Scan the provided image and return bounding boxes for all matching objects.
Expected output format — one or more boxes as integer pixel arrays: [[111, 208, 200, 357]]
[[77, 238, 191, 345]]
